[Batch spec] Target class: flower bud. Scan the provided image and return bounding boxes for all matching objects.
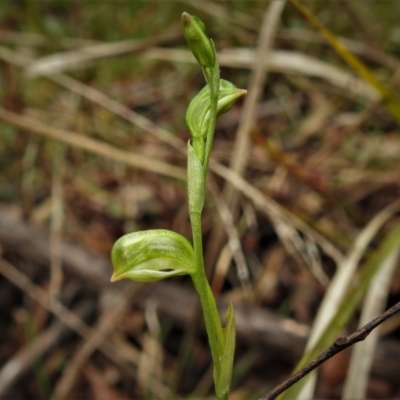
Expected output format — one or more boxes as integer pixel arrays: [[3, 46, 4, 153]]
[[111, 230, 195, 282], [182, 12, 216, 69], [186, 79, 247, 139]]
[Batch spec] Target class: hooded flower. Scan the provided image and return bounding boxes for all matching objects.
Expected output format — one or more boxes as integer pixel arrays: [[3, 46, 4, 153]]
[[185, 79, 247, 140], [111, 230, 196, 282]]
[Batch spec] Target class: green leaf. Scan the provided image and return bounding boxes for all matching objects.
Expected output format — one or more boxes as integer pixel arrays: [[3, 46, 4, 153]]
[[111, 229, 195, 282], [215, 303, 236, 399], [185, 79, 247, 141], [187, 141, 205, 214]]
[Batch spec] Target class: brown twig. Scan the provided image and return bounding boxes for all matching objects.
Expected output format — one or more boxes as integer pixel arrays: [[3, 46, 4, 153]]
[[259, 300, 400, 400]]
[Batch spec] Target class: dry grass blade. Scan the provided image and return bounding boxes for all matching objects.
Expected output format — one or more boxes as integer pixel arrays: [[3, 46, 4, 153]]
[[0, 41, 342, 269], [206, 0, 287, 275], [50, 284, 142, 400], [145, 48, 379, 101], [296, 201, 400, 398], [210, 160, 343, 266], [277, 28, 399, 70], [25, 28, 180, 77], [179, 0, 258, 30], [0, 107, 338, 287], [262, 300, 400, 400], [0, 257, 139, 375], [0, 44, 32, 67], [208, 179, 253, 301], [288, 0, 400, 124], [49, 94, 79, 302], [221, 49, 380, 101], [310, 201, 400, 344], [137, 300, 168, 399], [0, 29, 100, 48], [2, 4, 399, 397], [0, 257, 92, 339], [0, 320, 65, 396], [84, 362, 130, 400], [279, 220, 400, 400], [0, 44, 184, 153], [49, 74, 185, 152], [226, 0, 287, 205], [49, 142, 66, 302], [342, 247, 400, 398], [0, 107, 185, 180]]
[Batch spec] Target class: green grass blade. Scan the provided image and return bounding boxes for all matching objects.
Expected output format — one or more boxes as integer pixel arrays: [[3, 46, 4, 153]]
[[279, 219, 400, 399], [289, 0, 400, 125]]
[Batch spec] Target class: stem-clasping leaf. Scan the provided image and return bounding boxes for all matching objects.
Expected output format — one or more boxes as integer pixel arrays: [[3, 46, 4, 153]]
[[187, 142, 205, 214], [215, 303, 236, 399], [111, 230, 196, 282]]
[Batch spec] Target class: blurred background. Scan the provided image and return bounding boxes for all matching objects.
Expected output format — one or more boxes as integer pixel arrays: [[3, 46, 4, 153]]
[[1, 0, 400, 399]]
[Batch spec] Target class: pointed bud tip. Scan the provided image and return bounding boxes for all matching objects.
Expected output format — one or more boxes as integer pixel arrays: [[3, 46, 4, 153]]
[[182, 12, 196, 30], [110, 272, 121, 282], [237, 89, 247, 99]]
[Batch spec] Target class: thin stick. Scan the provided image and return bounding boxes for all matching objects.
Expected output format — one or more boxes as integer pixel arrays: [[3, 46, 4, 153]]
[[259, 301, 400, 400], [49, 94, 79, 303]]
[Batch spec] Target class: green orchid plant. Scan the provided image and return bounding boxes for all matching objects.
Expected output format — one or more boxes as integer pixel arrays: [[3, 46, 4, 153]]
[[111, 12, 246, 400]]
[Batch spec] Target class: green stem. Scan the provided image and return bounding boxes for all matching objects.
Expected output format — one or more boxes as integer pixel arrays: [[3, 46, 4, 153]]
[[190, 212, 224, 363], [190, 212, 227, 399], [189, 59, 229, 399], [202, 63, 220, 175]]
